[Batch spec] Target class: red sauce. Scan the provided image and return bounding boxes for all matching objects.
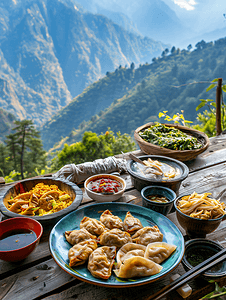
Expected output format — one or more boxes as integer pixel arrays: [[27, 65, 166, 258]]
[[88, 178, 122, 194]]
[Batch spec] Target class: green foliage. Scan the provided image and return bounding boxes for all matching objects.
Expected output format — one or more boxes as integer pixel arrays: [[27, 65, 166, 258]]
[[201, 282, 226, 299], [193, 110, 217, 137], [1, 120, 47, 180], [158, 110, 193, 126], [4, 170, 21, 183], [195, 78, 226, 137], [51, 129, 136, 171]]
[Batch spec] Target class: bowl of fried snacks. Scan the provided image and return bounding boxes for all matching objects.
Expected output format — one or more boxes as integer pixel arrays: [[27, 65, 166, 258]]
[[174, 192, 226, 238], [0, 177, 83, 224]]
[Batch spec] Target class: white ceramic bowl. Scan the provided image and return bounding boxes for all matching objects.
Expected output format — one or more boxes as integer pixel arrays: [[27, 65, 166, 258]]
[[84, 174, 126, 202]]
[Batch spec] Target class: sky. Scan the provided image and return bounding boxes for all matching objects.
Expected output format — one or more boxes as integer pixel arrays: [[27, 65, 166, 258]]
[[163, 0, 226, 33], [173, 0, 197, 11]]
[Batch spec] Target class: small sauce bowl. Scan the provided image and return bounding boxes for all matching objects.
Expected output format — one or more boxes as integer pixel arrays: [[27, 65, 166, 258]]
[[182, 238, 226, 281], [84, 174, 126, 202], [0, 217, 43, 262], [141, 185, 177, 215]]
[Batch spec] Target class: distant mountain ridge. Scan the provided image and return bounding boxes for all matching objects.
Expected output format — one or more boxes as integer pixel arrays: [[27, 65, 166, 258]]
[[0, 0, 167, 126]]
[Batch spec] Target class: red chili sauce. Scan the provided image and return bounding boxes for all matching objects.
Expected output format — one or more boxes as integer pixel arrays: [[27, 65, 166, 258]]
[[88, 178, 122, 194]]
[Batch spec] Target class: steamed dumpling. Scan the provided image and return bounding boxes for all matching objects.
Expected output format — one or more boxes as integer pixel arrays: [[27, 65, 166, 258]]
[[123, 211, 143, 234], [100, 209, 124, 230], [116, 243, 146, 267], [132, 226, 163, 246], [88, 246, 116, 279], [80, 216, 106, 236], [65, 228, 97, 245], [114, 256, 163, 278], [144, 242, 177, 264], [68, 239, 98, 267], [98, 228, 132, 248]]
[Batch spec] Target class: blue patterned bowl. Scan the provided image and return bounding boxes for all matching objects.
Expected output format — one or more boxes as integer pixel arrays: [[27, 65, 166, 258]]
[[141, 185, 177, 215]]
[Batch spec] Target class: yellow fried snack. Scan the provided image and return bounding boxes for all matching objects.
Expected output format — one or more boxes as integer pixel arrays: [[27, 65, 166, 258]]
[[176, 192, 226, 220], [7, 183, 73, 216]]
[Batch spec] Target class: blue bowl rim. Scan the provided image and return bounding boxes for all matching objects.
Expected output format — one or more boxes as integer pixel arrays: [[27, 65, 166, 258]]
[[141, 185, 177, 205], [126, 155, 189, 183], [174, 194, 226, 222]]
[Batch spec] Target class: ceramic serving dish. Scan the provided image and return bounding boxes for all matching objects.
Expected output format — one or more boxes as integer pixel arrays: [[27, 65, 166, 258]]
[[174, 195, 226, 238], [0, 177, 83, 225], [141, 185, 177, 215], [0, 217, 43, 262], [49, 202, 184, 288], [182, 238, 226, 281], [84, 173, 126, 202], [126, 155, 189, 195]]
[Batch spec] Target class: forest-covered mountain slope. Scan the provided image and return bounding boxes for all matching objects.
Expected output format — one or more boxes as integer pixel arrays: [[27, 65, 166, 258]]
[[41, 37, 226, 151], [0, 108, 17, 143], [0, 0, 167, 126]]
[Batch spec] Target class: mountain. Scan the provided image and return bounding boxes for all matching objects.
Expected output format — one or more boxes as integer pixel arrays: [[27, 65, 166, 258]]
[[71, 0, 140, 35], [41, 63, 153, 150], [41, 37, 226, 151], [74, 0, 192, 45], [0, 0, 167, 126]]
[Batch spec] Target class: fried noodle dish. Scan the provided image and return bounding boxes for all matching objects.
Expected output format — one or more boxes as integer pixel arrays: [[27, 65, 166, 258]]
[[176, 192, 226, 220], [7, 183, 73, 216]]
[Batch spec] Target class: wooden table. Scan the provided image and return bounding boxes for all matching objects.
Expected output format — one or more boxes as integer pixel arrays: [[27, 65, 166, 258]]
[[1, 134, 226, 300]]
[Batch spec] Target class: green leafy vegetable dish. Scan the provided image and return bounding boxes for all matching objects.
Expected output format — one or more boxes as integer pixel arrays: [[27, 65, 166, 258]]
[[139, 123, 202, 151]]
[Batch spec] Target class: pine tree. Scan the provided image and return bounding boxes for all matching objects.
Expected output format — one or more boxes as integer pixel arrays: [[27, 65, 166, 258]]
[[6, 120, 46, 179]]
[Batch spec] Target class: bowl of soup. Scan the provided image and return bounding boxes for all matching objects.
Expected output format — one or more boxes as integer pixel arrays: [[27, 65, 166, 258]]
[[84, 174, 126, 202], [126, 155, 189, 195], [0, 217, 43, 262]]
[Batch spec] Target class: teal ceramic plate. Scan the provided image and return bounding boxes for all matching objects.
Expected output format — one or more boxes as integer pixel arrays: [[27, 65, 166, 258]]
[[49, 202, 184, 287]]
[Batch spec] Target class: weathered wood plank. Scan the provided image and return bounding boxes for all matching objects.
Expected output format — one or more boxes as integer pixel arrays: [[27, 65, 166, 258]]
[[179, 162, 226, 199], [0, 259, 80, 300]]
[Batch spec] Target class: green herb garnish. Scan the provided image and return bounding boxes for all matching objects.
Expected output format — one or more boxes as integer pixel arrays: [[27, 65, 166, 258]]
[[139, 123, 202, 151]]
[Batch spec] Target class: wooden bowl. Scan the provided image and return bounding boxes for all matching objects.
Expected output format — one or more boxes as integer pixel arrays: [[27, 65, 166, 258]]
[[134, 122, 209, 161], [0, 177, 83, 225]]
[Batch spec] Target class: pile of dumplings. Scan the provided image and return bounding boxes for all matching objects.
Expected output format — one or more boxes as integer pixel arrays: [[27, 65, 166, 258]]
[[64, 209, 177, 280]]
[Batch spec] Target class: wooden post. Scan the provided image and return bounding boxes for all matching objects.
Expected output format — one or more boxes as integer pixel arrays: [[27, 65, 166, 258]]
[[216, 78, 222, 136]]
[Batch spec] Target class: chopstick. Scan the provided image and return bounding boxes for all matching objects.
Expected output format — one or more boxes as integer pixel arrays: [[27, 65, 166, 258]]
[[146, 247, 226, 300]]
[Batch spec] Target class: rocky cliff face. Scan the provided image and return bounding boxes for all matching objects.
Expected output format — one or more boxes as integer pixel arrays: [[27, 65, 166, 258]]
[[0, 0, 167, 126]]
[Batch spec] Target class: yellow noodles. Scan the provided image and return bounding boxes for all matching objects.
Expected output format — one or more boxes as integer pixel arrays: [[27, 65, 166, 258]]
[[8, 183, 73, 216], [177, 192, 226, 220]]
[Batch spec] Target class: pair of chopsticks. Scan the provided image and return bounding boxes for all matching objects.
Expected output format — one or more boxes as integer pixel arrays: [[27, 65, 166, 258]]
[[146, 247, 226, 300]]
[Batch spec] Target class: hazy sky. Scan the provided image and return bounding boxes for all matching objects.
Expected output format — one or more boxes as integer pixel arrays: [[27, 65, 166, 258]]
[[173, 0, 197, 11]]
